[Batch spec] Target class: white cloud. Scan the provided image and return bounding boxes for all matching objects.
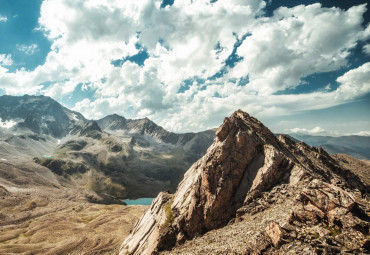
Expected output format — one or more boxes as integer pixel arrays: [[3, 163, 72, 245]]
[[0, 1, 370, 132], [363, 44, 370, 55], [289, 126, 326, 135], [287, 128, 370, 137], [354, 131, 370, 136], [72, 97, 126, 120], [231, 3, 368, 95], [43, 80, 79, 98], [0, 15, 7, 22], [16, 44, 39, 55], [0, 119, 17, 129], [335, 62, 370, 100], [0, 54, 13, 66]]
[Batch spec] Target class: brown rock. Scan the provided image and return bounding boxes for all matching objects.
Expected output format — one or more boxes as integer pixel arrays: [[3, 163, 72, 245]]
[[120, 110, 370, 255], [0, 186, 9, 197], [265, 222, 284, 247], [120, 192, 173, 255]]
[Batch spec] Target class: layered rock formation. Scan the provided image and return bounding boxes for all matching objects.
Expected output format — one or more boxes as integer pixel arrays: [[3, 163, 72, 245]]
[[120, 110, 370, 255]]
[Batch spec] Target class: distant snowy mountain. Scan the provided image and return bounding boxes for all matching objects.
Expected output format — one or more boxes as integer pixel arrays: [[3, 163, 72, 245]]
[[97, 114, 215, 156], [97, 114, 180, 144], [0, 95, 215, 198], [2, 94, 367, 200], [0, 95, 86, 138]]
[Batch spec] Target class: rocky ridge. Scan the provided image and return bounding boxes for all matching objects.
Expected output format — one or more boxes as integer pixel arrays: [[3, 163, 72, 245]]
[[97, 114, 215, 155], [120, 110, 370, 255], [97, 114, 179, 144]]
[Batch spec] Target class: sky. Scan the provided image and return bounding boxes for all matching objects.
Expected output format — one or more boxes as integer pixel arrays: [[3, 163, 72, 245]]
[[0, 0, 370, 136]]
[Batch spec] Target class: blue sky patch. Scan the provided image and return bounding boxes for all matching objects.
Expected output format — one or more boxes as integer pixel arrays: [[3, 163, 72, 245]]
[[161, 0, 174, 9], [0, 0, 51, 72], [59, 83, 97, 109], [111, 49, 149, 67], [178, 76, 205, 93]]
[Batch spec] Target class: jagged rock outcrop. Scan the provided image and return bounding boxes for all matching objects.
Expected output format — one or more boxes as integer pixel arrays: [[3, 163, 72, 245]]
[[120, 110, 370, 255]]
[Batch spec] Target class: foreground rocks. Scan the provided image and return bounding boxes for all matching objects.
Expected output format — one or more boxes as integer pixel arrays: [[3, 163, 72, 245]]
[[120, 110, 370, 255]]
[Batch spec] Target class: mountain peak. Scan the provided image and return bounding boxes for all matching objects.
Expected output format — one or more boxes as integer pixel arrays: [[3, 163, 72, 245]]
[[97, 115, 181, 144], [108, 113, 126, 119], [120, 110, 369, 255], [0, 95, 86, 138], [216, 109, 274, 143], [231, 108, 250, 118], [81, 121, 102, 132], [96, 114, 127, 131], [78, 121, 102, 139]]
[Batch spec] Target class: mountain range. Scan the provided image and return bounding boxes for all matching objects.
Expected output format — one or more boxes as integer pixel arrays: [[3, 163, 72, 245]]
[[0, 95, 215, 199], [288, 134, 370, 160], [0, 94, 369, 200]]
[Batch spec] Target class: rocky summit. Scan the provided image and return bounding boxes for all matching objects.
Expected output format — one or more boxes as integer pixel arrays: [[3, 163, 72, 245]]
[[120, 110, 370, 255]]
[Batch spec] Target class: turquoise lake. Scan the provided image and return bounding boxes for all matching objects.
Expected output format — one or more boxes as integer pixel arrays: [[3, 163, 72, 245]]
[[124, 198, 154, 205]]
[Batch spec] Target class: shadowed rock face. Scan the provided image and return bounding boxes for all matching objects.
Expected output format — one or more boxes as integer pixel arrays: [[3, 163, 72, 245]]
[[120, 110, 370, 255]]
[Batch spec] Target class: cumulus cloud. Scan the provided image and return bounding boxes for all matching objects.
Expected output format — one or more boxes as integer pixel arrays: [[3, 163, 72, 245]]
[[335, 62, 370, 100], [16, 44, 39, 55], [232, 4, 368, 94], [1, 0, 370, 132], [0, 54, 13, 66], [0, 119, 17, 129], [72, 97, 127, 120], [363, 44, 370, 55], [289, 126, 326, 135], [0, 15, 7, 22]]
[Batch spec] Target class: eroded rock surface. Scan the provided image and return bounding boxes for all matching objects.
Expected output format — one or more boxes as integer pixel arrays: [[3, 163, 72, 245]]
[[120, 110, 370, 255]]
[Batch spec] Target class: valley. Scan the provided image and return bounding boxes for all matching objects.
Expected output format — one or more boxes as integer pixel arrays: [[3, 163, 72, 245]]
[[0, 156, 147, 254]]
